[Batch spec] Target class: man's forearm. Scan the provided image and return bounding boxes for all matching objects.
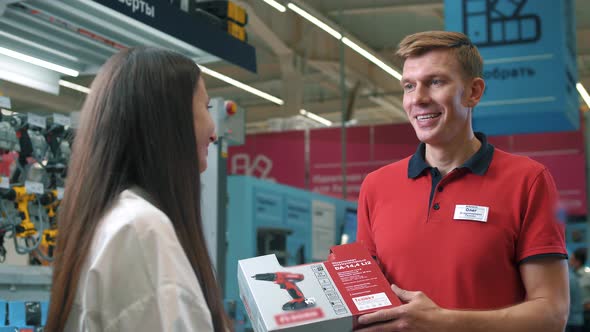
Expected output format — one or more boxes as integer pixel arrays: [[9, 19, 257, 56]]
[[441, 298, 567, 332]]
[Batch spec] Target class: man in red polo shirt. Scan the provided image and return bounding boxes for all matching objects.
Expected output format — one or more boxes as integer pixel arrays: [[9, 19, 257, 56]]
[[356, 31, 568, 332]]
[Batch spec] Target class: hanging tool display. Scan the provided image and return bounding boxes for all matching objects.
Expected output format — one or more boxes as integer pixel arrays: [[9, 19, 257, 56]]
[[0, 112, 73, 264]]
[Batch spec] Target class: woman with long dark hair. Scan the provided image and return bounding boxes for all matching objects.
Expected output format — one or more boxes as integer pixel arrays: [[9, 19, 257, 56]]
[[46, 47, 229, 331]]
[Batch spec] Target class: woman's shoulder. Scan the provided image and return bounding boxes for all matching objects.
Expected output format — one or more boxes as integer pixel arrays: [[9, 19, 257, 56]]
[[97, 188, 174, 240]]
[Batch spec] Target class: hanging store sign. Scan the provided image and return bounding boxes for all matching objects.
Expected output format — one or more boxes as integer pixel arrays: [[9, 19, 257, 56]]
[[91, 0, 257, 72], [116, 0, 155, 18], [445, 0, 579, 135]]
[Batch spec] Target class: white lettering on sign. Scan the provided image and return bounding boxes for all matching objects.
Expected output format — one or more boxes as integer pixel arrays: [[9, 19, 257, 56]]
[[118, 0, 155, 18], [230, 153, 274, 180], [333, 261, 371, 270]]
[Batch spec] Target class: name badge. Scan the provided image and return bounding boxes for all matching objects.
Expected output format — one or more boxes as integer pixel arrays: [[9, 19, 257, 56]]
[[454, 205, 489, 222]]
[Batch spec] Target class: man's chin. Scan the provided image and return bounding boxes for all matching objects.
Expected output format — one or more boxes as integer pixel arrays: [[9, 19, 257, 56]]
[[415, 130, 438, 144]]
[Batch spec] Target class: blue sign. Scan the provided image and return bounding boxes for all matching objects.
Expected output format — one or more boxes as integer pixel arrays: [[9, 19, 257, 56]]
[[445, 0, 579, 135]]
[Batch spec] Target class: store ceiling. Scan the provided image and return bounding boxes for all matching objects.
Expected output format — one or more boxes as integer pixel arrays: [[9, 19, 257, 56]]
[[1, 0, 589, 133]]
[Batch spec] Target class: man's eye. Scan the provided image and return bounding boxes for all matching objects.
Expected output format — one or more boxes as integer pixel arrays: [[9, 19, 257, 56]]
[[431, 79, 443, 86], [403, 83, 415, 91]]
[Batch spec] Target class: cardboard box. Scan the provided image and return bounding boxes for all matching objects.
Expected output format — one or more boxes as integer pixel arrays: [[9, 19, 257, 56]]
[[238, 243, 402, 332]]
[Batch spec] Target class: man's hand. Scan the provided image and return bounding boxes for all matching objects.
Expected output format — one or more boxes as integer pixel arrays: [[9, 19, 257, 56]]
[[355, 284, 449, 332]]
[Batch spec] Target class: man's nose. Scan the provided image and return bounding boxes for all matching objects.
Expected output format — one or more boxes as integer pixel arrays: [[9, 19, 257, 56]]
[[413, 84, 431, 105]]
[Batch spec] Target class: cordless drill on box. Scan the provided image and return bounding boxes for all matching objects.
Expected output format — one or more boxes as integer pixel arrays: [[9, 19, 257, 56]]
[[252, 272, 316, 311]]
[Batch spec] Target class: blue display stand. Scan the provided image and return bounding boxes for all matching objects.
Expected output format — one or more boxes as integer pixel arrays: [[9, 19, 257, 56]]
[[445, 0, 579, 135], [3, 300, 48, 329]]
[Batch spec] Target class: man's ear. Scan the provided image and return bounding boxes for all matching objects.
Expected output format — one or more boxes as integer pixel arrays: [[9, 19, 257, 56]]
[[466, 77, 485, 107]]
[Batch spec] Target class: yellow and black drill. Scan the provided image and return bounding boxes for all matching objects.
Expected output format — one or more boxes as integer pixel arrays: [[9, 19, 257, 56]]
[[3, 186, 37, 238]]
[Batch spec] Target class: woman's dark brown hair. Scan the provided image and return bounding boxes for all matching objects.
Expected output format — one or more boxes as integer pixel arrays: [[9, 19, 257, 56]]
[[46, 47, 229, 331]]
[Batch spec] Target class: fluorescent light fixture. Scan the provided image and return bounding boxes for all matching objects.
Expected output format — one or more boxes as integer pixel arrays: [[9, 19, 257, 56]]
[[0, 46, 78, 77], [59, 80, 90, 94], [342, 37, 402, 81], [199, 65, 284, 106], [287, 3, 342, 40], [0, 70, 59, 95], [262, 0, 286, 12], [285, 3, 402, 81], [577, 82, 590, 109], [300, 109, 332, 126]]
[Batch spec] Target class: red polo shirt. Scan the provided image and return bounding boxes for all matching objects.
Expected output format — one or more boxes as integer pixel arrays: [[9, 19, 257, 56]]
[[357, 133, 567, 309]]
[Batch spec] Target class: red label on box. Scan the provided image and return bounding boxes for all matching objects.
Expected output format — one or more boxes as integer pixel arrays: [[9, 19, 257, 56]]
[[274, 307, 325, 326], [325, 243, 402, 315]]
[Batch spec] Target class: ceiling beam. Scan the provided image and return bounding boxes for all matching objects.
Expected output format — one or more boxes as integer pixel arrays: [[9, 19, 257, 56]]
[[246, 96, 377, 122], [307, 59, 406, 120]]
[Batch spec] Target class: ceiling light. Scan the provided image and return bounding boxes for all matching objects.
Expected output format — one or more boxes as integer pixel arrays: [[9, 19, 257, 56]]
[[0, 70, 59, 95], [0, 46, 79, 77], [262, 0, 286, 12], [287, 3, 342, 40], [341, 37, 402, 81], [199, 65, 284, 105], [286, 3, 401, 81], [59, 80, 90, 94], [300, 109, 332, 126], [577, 83, 590, 109]]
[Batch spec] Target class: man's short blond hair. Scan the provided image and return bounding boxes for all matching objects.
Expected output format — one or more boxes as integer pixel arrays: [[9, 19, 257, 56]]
[[396, 31, 483, 79]]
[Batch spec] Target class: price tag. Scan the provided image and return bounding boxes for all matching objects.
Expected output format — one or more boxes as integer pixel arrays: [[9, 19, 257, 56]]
[[53, 113, 71, 127], [25, 181, 44, 194], [57, 187, 64, 200], [70, 111, 80, 129], [0, 177, 9, 189], [0, 96, 11, 109], [27, 113, 46, 129]]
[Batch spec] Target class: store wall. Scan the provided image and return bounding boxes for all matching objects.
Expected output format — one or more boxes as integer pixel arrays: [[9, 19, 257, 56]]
[[229, 122, 587, 217]]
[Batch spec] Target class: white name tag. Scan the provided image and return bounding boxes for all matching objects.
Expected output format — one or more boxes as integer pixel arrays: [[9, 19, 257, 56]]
[[454, 204, 489, 222]]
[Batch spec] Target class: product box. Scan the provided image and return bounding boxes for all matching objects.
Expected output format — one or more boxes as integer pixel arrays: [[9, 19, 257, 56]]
[[238, 243, 402, 332]]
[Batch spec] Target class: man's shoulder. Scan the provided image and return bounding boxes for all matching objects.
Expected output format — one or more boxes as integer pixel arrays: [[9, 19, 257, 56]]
[[492, 147, 547, 174]]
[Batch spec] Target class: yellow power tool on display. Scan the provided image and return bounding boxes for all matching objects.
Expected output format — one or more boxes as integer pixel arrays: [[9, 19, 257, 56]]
[[39, 189, 59, 249], [4, 186, 37, 238]]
